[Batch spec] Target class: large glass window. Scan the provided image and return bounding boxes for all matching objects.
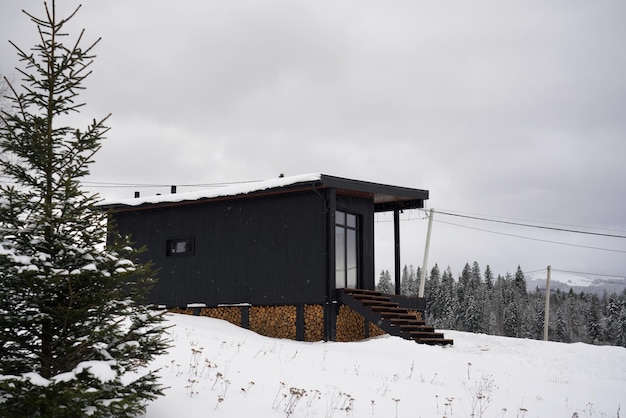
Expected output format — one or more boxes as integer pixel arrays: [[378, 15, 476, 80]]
[[335, 211, 359, 288]]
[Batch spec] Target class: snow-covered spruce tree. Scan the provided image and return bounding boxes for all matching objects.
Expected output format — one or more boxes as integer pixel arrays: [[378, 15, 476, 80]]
[[376, 269, 393, 294], [0, 3, 168, 417]]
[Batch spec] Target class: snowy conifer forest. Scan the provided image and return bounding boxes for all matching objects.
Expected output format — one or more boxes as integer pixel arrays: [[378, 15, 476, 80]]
[[377, 263, 626, 347]]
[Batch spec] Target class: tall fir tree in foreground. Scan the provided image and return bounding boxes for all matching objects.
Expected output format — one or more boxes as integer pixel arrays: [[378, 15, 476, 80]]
[[0, 2, 168, 417]]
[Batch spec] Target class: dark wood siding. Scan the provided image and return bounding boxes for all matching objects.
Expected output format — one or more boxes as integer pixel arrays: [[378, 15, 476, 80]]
[[112, 190, 328, 307]]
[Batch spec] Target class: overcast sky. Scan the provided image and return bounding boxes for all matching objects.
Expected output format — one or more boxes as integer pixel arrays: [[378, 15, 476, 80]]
[[2, 0, 625, 281]]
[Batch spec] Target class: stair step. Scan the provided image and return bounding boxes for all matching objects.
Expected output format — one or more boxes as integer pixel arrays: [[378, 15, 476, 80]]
[[362, 300, 399, 308], [343, 288, 383, 297], [387, 317, 421, 326], [370, 306, 407, 313], [339, 288, 453, 346], [417, 338, 454, 346], [352, 294, 393, 302], [400, 324, 433, 332], [398, 319, 427, 326], [408, 331, 444, 339], [380, 311, 415, 319]]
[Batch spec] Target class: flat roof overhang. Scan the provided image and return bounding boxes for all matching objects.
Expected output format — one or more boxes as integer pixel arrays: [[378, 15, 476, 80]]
[[318, 175, 427, 212], [99, 173, 428, 213]]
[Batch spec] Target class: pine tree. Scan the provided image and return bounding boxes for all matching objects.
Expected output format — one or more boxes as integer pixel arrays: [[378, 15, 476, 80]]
[[617, 301, 626, 348], [439, 266, 458, 329], [400, 265, 411, 296], [410, 265, 420, 296], [376, 269, 393, 294], [604, 294, 622, 344], [466, 261, 485, 333], [514, 265, 527, 295], [469, 261, 482, 292], [528, 290, 545, 340], [586, 295, 603, 344], [502, 303, 518, 337], [482, 265, 495, 333], [512, 266, 528, 337], [464, 294, 483, 333], [563, 290, 573, 341], [483, 265, 494, 291], [554, 308, 568, 342], [399, 264, 418, 296], [500, 273, 521, 337], [457, 263, 471, 307], [0, 3, 168, 416], [424, 264, 441, 324]]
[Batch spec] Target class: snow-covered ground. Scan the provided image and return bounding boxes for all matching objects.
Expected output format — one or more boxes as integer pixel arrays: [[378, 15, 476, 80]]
[[143, 313, 625, 418]]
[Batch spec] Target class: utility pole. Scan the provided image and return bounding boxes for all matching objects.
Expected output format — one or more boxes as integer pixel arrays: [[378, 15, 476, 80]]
[[543, 265, 552, 341], [418, 208, 434, 298]]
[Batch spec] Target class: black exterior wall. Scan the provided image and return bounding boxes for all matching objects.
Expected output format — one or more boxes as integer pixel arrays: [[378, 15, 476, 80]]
[[111, 188, 379, 308], [113, 190, 327, 307]]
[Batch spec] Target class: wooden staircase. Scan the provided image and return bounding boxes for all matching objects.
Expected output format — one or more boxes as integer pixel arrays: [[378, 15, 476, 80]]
[[338, 288, 453, 346]]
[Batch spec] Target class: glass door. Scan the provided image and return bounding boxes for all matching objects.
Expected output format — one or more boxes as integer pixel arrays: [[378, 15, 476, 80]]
[[335, 210, 359, 289]]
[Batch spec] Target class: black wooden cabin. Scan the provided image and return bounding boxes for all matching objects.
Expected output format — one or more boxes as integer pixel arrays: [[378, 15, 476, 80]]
[[102, 174, 452, 345]]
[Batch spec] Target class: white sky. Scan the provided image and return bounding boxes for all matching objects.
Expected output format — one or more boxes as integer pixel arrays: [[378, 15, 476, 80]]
[[1, 0, 625, 280]]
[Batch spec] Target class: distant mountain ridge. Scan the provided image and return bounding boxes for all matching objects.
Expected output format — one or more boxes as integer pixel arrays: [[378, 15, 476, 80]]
[[527, 270, 626, 295]]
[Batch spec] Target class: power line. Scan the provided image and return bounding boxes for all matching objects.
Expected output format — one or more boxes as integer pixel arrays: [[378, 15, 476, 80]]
[[552, 269, 625, 280], [434, 209, 626, 239], [434, 208, 626, 235], [80, 179, 262, 188], [523, 268, 625, 280], [523, 268, 548, 275], [80, 182, 173, 188], [434, 218, 626, 254]]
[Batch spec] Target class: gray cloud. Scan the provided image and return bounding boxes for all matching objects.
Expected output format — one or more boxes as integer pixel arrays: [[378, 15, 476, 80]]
[[1, 0, 625, 278]]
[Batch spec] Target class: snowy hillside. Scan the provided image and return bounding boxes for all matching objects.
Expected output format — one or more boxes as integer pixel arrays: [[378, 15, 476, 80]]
[[143, 314, 626, 418]]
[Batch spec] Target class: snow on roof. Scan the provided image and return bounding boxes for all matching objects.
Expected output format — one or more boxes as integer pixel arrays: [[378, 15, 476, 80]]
[[98, 173, 322, 208]]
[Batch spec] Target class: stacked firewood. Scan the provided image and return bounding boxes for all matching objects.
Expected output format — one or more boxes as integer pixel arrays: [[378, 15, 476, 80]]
[[249, 305, 296, 339], [368, 322, 386, 338], [170, 303, 397, 342], [335, 305, 365, 342], [200, 307, 242, 327], [304, 304, 324, 341], [409, 309, 423, 321], [169, 307, 193, 315]]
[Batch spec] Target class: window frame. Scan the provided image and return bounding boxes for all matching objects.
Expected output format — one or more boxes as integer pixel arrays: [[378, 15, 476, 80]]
[[335, 210, 360, 289], [166, 236, 195, 257]]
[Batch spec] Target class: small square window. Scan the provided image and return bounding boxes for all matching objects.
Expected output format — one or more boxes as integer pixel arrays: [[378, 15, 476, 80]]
[[166, 237, 195, 256]]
